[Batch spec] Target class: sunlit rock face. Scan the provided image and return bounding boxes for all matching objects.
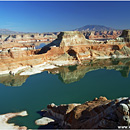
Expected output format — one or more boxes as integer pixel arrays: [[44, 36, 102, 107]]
[[45, 31, 130, 62], [57, 31, 89, 47], [0, 43, 35, 60], [0, 33, 57, 44], [1, 30, 130, 76], [41, 31, 91, 50], [88, 30, 122, 40]]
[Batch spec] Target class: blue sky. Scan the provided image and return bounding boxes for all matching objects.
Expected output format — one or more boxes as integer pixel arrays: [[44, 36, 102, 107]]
[[0, 1, 130, 32]]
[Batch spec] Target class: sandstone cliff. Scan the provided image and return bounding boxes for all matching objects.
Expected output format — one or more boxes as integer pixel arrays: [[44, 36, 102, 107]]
[[83, 30, 122, 40], [0, 30, 130, 76], [117, 30, 130, 42], [0, 33, 57, 44]]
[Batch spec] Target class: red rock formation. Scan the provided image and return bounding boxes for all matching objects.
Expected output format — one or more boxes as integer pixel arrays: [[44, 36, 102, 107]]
[[37, 97, 130, 129], [0, 31, 130, 75], [0, 33, 57, 44], [88, 30, 122, 40], [0, 43, 35, 60]]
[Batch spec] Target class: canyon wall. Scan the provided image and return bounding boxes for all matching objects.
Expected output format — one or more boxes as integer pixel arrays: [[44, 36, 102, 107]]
[[117, 30, 130, 42], [0, 33, 57, 44], [85, 30, 122, 40], [0, 30, 130, 76], [0, 43, 35, 60], [0, 30, 122, 45]]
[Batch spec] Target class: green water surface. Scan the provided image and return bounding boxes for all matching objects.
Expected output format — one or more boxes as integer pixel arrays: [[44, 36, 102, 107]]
[[0, 59, 130, 128]]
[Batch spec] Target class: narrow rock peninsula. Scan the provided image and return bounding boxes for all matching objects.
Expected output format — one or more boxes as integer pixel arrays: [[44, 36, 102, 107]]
[[36, 97, 130, 129], [0, 111, 28, 129]]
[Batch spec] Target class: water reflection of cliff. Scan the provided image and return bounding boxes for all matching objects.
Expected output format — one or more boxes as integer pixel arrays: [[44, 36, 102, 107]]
[[49, 58, 130, 84], [0, 74, 29, 87], [0, 58, 130, 86]]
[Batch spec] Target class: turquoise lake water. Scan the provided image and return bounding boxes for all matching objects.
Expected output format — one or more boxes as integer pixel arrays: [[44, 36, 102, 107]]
[[0, 58, 130, 128]]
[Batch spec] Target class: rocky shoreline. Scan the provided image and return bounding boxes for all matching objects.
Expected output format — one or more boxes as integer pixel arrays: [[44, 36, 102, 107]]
[[35, 96, 130, 129], [1, 96, 130, 129], [0, 111, 28, 129], [0, 57, 130, 87]]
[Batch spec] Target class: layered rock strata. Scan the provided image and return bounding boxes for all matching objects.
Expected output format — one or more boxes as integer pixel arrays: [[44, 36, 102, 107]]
[[0, 43, 35, 60], [117, 30, 130, 42], [82, 30, 122, 40], [0, 30, 121, 44], [36, 97, 130, 129], [0, 33, 57, 44], [0, 30, 130, 76]]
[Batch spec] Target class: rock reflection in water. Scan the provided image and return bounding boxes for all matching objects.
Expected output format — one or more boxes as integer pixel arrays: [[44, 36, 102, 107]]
[[1, 58, 130, 86], [0, 74, 29, 87], [49, 58, 130, 84]]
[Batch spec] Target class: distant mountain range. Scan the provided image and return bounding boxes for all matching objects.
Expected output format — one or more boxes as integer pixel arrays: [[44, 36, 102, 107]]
[[74, 25, 117, 31], [0, 29, 19, 34], [0, 25, 119, 35], [0, 29, 34, 35]]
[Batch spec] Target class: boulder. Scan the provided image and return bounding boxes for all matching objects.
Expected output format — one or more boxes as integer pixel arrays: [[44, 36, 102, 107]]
[[35, 117, 54, 125]]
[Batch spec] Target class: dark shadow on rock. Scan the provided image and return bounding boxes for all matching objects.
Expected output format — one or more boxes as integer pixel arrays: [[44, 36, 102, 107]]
[[112, 45, 120, 51], [36, 32, 66, 54], [38, 122, 56, 129], [36, 110, 60, 129], [37, 110, 47, 117], [37, 39, 62, 54], [112, 59, 120, 65], [67, 49, 78, 60], [68, 65, 77, 72]]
